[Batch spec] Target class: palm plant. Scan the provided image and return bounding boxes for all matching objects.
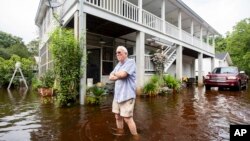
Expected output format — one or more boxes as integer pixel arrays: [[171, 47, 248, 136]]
[[86, 85, 107, 105]]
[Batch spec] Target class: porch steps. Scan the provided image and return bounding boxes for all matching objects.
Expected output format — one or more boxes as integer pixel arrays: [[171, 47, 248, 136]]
[[151, 37, 177, 72], [164, 47, 177, 72]]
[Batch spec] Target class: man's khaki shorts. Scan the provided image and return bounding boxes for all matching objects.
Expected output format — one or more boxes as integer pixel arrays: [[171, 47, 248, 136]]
[[112, 99, 135, 117]]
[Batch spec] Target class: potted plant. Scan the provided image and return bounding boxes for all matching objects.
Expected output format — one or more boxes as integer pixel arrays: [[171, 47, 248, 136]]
[[33, 69, 55, 97]]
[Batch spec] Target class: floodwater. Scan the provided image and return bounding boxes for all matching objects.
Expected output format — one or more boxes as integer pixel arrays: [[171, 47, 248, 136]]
[[0, 85, 250, 141]]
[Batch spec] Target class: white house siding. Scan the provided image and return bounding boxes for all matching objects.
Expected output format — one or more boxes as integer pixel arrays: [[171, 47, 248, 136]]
[[35, 0, 221, 91], [195, 58, 230, 77], [165, 55, 195, 79]]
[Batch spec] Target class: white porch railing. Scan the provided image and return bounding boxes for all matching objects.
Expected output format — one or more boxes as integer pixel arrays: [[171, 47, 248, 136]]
[[182, 30, 192, 44], [144, 55, 155, 71], [129, 55, 155, 72], [165, 22, 179, 38], [142, 10, 163, 32], [85, 0, 139, 22], [84, 0, 214, 54], [193, 37, 200, 47]]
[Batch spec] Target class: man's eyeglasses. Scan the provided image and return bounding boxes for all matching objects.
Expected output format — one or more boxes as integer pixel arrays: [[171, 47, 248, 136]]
[[116, 51, 121, 54]]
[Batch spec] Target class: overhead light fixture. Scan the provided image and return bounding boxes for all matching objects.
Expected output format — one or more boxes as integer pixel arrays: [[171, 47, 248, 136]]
[[99, 37, 106, 44], [146, 38, 154, 42]]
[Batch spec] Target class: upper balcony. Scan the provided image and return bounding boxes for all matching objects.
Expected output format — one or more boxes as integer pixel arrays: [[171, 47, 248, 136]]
[[83, 0, 219, 55], [35, 0, 220, 55]]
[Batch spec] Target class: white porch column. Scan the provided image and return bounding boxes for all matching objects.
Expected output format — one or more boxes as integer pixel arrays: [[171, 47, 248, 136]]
[[79, 0, 87, 105], [161, 0, 166, 33], [136, 31, 145, 94], [178, 10, 182, 40], [206, 31, 209, 44], [192, 59, 195, 78], [74, 11, 79, 39], [38, 46, 41, 76], [200, 26, 203, 47], [133, 46, 136, 55], [176, 45, 183, 80], [191, 19, 194, 45], [198, 53, 203, 86], [212, 34, 215, 47], [138, 0, 142, 23], [211, 57, 215, 72], [46, 45, 49, 70]]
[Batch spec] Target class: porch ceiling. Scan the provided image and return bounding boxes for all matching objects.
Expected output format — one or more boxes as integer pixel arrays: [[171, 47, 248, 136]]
[[87, 14, 136, 38], [183, 47, 211, 58]]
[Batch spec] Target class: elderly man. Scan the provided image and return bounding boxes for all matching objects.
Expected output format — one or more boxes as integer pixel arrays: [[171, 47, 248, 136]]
[[109, 46, 138, 136]]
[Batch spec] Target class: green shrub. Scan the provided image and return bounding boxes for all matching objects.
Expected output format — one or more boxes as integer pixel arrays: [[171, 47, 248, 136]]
[[143, 82, 159, 96], [86, 85, 107, 105], [32, 69, 55, 90], [0, 55, 34, 88], [163, 74, 181, 91], [49, 27, 82, 107], [143, 74, 161, 96]]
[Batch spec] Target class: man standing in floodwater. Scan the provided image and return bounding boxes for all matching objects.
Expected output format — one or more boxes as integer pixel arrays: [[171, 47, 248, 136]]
[[109, 46, 139, 138]]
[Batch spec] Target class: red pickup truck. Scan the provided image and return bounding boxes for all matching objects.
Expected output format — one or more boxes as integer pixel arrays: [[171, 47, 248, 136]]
[[204, 66, 248, 91]]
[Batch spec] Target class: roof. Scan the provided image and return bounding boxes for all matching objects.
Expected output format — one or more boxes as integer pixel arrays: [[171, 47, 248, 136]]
[[215, 52, 233, 65], [215, 52, 228, 60]]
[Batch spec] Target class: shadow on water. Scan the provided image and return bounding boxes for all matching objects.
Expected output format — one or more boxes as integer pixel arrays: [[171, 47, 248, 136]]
[[0, 84, 250, 141]]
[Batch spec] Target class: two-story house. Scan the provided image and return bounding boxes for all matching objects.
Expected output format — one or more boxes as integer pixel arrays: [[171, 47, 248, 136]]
[[35, 0, 220, 104]]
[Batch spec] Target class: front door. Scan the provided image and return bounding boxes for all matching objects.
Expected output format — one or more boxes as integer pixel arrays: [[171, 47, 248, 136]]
[[87, 48, 100, 84]]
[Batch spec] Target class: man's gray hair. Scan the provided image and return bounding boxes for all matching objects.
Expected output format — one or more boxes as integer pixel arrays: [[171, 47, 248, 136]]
[[117, 46, 128, 54]]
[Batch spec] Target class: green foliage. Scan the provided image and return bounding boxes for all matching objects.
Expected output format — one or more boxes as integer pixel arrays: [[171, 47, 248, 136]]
[[0, 30, 25, 48], [0, 55, 35, 88], [150, 74, 160, 84], [0, 31, 32, 59], [40, 70, 55, 88], [143, 82, 159, 96], [0, 48, 10, 59], [226, 18, 250, 75], [215, 18, 250, 75], [32, 69, 55, 90], [49, 27, 82, 107], [86, 85, 107, 105], [31, 77, 42, 90], [163, 74, 181, 91], [143, 74, 161, 96], [26, 38, 39, 56], [5, 44, 31, 58], [215, 36, 227, 53]]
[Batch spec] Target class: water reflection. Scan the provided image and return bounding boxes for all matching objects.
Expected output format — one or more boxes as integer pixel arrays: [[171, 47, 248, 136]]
[[0, 85, 250, 141]]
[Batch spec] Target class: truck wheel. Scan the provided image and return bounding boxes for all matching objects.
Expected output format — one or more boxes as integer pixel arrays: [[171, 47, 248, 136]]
[[235, 81, 241, 91], [205, 85, 211, 90]]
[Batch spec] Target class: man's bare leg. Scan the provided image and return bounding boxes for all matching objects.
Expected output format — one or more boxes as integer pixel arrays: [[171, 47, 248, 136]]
[[124, 117, 138, 135], [115, 114, 124, 129]]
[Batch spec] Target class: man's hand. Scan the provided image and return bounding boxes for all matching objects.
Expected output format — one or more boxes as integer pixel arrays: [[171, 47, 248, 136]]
[[109, 71, 128, 81], [109, 73, 118, 81], [114, 71, 128, 79]]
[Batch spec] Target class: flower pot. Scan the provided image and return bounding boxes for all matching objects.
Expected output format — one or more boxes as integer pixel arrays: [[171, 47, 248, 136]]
[[38, 87, 53, 97]]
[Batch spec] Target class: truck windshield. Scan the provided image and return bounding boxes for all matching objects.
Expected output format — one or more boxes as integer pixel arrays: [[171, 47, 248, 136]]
[[212, 67, 238, 74]]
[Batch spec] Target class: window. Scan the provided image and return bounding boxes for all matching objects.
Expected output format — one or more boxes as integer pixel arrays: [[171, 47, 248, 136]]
[[102, 47, 114, 75]]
